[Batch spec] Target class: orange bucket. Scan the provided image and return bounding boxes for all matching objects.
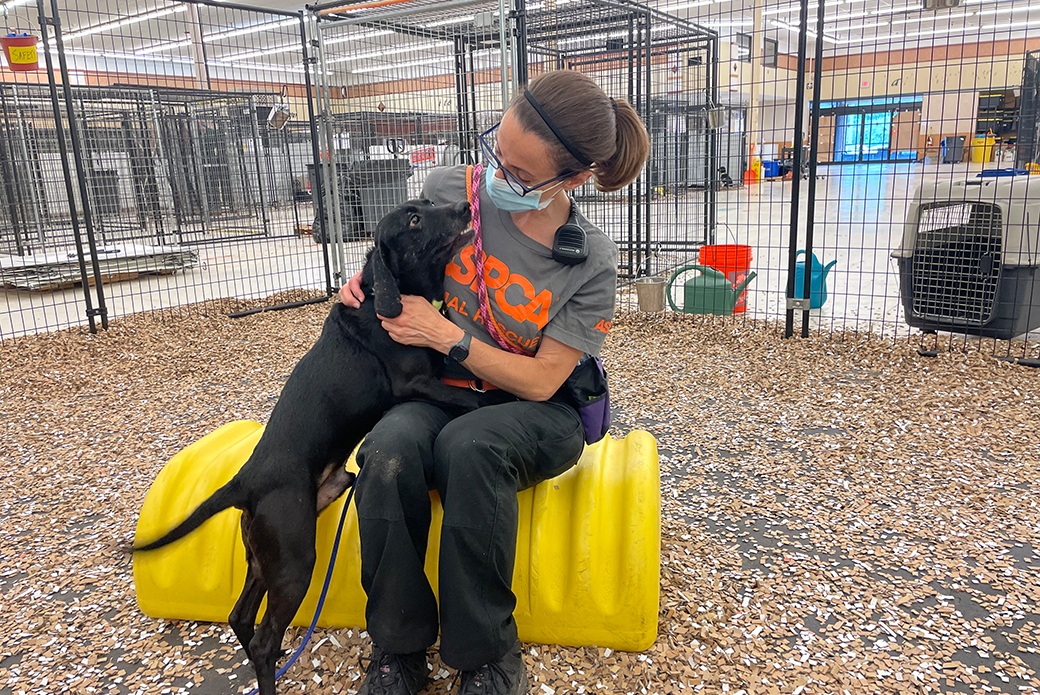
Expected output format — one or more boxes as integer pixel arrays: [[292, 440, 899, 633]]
[[698, 244, 753, 313], [1, 34, 38, 72]]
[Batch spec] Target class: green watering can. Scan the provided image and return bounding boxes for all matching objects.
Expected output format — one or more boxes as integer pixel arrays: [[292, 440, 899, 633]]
[[666, 264, 758, 316]]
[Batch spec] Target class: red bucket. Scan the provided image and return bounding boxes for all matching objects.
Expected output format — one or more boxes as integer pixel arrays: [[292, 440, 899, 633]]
[[1, 34, 39, 72], [699, 244, 753, 313]]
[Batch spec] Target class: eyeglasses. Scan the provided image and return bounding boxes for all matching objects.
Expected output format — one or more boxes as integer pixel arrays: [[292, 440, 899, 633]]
[[478, 124, 576, 197]]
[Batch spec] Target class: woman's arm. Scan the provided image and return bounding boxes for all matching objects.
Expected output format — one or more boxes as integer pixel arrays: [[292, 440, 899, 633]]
[[379, 295, 582, 401]]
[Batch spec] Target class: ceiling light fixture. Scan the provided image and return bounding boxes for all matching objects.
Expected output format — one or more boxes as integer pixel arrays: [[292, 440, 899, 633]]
[[891, 11, 975, 23], [135, 38, 192, 55], [835, 32, 904, 44], [831, 20, 890, 31], [64, 5, 187, 42], [660, 0, 713, 11], [203, 18, 297, 42], [870, 5, 920, 16], [222, 43, 301, 62], [904, 24, 979, 36], [983, 18, 1040, 28], [764, 4, 800, 16], [323, 29, 394, 46], [352, 55, 454, 74], [330, 40, 452, 64], [976, 4, 1040, 14], [54, 46, 194, 65], [769, 19, 839, 44]]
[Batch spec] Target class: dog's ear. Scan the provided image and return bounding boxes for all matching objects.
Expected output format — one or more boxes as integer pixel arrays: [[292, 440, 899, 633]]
[[371, 237, 402, 318]]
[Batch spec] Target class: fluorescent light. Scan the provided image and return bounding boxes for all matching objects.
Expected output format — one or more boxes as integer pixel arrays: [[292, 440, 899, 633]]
[[324, 29, 394, 46], [871, 5, 919, 16], [136, 38, 191, 55], [222, 43, 301, 62], [53, 46, 194, 65], [976, 4, 1040, 14], [891, 11, 975, 24], [905, 24, 979, 36], [423, 15, 475, 27], [330, 40, 451, 65], [764, 4, 800, 16], [65, 5, 187, 41], [352, 55, 454, 74], [836, 32, 904, 43], [203, 18, 297, 42], [1, 0, 33, 9], [661, 0, 712, 11], [831, 20, 890, 31], [769, 19, 838, 44], [706, 20, 754, 26], [983, 19, 1040, 28], [825, 10, 873, 21], [209, 59, 308, 75]]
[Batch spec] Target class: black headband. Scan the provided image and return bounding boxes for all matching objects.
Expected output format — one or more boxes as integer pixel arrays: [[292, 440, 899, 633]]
[[523, 88, 593, 167]]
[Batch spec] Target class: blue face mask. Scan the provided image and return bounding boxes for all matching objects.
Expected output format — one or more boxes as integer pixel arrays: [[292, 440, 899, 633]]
[[484, 162, 565, 212]]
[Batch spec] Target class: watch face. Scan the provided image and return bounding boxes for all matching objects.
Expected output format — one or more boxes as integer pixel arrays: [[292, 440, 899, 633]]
[[450, 344, 468, 362]]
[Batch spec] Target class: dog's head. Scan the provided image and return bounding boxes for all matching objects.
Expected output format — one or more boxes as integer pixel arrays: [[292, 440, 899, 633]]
[[366, 199, 473, 318]]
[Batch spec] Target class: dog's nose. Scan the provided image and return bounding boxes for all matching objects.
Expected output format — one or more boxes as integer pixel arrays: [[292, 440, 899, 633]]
[[452, 201, 471, 220]]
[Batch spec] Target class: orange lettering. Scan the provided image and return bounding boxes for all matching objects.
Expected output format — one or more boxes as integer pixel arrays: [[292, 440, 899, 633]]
[[594, 319, 612, 334], [447, 296, 460, 312], [523, 289, 552, 330], [484, 255, 509, 290], [446, 245, 476, 285], [495, 273, 536, 323], [458, 300, 468, 317]]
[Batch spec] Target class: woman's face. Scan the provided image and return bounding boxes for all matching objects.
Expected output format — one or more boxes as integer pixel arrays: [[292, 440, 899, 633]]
[[494, 110, 565, 191]]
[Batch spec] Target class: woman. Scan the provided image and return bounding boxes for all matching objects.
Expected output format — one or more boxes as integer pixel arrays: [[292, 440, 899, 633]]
[[339, 70, 650, 695]]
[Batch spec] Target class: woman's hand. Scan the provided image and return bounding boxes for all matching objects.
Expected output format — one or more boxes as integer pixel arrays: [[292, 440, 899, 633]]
[[338, 271, 365, 308], [379, 296, 463, 353]]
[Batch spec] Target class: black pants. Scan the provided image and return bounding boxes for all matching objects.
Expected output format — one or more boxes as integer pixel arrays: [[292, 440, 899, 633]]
[[353, 397, 585, 671]]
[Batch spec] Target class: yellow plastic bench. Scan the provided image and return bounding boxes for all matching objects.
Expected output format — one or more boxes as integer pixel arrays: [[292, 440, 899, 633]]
[[133, 420, 660, 651]]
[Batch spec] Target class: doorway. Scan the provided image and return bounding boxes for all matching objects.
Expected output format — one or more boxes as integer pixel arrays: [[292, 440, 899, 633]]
[[817, 97, 922, 164]]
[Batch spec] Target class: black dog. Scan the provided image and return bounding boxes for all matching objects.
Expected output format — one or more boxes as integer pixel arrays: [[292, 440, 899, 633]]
[[132, 199, 476, 695]]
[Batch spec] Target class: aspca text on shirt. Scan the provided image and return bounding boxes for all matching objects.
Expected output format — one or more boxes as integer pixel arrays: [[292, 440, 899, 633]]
[[443, 243, 551, 353]]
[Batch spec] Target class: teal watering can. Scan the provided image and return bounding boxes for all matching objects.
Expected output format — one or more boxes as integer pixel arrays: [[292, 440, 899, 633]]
[[666, 265, 757, 316], [793, 251, 837, 309]]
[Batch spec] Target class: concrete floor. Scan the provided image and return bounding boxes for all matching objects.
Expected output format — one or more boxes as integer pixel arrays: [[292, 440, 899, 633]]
[[1, 161, 1026, 342]]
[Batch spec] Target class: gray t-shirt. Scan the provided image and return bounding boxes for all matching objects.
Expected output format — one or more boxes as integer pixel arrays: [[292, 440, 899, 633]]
[[422, 165, 617, 373]]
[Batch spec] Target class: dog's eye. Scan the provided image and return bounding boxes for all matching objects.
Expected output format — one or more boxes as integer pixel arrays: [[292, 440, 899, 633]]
[[409, 214, 421, 227]]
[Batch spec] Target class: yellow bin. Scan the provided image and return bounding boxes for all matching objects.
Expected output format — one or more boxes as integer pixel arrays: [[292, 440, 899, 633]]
[[972, 135, 996, 164], [133, 421, 662, 652]]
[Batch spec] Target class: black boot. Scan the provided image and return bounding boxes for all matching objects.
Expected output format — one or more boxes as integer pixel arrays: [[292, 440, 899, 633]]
[[454, 642, 528, 695], [357, 645, 428, 695]]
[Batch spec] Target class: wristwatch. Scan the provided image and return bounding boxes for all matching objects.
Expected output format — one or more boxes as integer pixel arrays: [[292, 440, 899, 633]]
[[448, 331, 472, 363]]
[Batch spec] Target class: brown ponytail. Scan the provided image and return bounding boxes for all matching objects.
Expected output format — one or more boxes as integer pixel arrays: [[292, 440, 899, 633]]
[[509, 70, 650, 193]]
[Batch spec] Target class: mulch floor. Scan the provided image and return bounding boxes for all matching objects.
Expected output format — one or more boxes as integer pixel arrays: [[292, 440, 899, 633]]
[[1, 298, 1038, 695]]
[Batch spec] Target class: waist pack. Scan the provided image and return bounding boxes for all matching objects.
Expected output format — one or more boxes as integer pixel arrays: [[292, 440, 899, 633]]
[[564, 354, 611, 445]]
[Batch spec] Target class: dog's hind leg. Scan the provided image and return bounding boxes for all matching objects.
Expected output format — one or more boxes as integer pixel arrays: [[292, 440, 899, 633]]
[[229, 512, 267, 662], [246, 493, 317, 695]]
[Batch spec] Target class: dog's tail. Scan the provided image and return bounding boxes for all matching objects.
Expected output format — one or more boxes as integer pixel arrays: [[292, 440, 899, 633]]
[[131, 478, 246, 553]]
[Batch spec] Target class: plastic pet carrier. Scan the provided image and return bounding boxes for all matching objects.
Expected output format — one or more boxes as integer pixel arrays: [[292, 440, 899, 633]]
[[892, 174, 1040, 339]]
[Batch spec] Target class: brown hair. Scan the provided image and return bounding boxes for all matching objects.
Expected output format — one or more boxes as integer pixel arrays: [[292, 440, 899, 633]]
[[508, 70, 650, 193]]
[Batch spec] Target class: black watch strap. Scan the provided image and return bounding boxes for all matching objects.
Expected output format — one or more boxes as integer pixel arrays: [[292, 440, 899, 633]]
[[448, 331, 472, 363]]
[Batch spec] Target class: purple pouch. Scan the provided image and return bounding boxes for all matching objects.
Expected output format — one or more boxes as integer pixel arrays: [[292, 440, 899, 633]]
[[566, 355, 611, 445]]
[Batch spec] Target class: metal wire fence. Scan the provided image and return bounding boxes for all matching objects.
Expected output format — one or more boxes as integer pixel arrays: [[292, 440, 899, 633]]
[[4, 0, 1040, 361], [0, 0, 329, 340]]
